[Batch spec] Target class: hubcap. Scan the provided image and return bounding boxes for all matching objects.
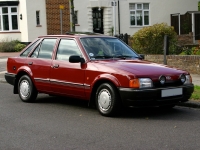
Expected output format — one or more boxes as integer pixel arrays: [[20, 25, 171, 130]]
[[20, 80, 30, 98], [98, 89, 111, 112]]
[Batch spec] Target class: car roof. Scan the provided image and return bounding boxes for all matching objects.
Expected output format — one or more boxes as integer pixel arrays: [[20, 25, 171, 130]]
[[38, 32, 115, 38]]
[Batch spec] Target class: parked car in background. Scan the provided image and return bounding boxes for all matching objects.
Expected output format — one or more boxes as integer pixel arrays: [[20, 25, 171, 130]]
[[5, 33, 194, 116]]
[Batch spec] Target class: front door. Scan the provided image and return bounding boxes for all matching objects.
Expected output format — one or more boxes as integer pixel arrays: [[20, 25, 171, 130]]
[[92, 8, 104, 34], [49, 38, 85, 98]]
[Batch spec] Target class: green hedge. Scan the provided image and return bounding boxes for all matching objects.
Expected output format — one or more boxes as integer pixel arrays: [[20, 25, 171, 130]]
[[132, 23, 177, 54], [0, 39, 26, 52]]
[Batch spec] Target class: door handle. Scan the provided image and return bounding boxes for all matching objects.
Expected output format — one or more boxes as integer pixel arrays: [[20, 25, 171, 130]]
[[52, 64, 59, 68], [28, 62, 33, 65]]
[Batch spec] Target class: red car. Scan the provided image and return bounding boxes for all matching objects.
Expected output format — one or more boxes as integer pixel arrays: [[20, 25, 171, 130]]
[[5, 33, 194, 116]]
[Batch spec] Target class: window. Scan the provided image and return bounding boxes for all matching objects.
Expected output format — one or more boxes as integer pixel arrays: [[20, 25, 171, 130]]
[[129, 3, 149, 26], [56, 39, 81, 61], [36, 11, 40, 26], [30, 39, 57, 59], [0, 6, 18, 31], [20, 39, 40, 57], [74, 11, 78, 24]]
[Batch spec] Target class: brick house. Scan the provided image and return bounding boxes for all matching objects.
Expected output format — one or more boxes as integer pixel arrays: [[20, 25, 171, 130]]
[[0, 0, 70, 43]]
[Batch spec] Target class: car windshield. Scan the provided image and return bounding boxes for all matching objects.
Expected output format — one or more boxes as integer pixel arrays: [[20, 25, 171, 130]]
[[80, 37, 139, 60]]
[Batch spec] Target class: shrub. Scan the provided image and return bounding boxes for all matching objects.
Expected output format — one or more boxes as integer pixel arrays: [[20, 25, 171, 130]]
[[14, 43, 26, 52], [0, 39, 26, 52], [179, 46, 200, 55], [132, 23, 177, 54]]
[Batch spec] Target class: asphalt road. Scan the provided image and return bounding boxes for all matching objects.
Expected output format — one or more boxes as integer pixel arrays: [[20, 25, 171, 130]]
[[1, 83, 200, 150]]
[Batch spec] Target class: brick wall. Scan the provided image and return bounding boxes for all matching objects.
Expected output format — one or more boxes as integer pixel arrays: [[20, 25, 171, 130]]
[[46, 0, 70, 35], [145, 55, 200, 75]]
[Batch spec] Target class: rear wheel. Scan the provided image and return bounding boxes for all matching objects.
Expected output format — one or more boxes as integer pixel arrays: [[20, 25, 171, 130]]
[[96, 83, 121, 116], [18, 75, 38, 102]]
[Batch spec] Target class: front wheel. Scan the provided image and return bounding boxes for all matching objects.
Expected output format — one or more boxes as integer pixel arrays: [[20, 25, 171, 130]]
[[159, 104, 175, 109], [18, 75, 38, 102], [95, 83, 121, 116]]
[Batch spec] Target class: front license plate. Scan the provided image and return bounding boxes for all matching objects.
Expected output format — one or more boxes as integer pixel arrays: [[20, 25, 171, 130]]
[[161, 88, 182, 97]]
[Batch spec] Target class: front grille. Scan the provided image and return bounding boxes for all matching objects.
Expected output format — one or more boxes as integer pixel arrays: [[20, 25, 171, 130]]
[[153, 80, 183, 88]]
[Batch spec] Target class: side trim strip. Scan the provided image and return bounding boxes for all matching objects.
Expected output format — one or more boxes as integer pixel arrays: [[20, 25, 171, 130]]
[[50, 79, 84, 89], [34, 78, 91, 89]]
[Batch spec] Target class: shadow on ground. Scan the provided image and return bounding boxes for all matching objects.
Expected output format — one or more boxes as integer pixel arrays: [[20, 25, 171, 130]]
[[30, 94, 197, 120]]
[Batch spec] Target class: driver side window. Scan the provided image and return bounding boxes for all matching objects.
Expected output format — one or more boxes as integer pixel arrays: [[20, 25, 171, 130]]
[[56, 39, 81, 61]]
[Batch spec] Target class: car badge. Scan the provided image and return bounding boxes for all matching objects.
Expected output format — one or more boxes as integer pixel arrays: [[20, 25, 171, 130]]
[[166, 76, 171, 80]]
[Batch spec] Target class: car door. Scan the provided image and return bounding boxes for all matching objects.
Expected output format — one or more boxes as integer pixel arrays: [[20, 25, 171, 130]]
[[27, 38, 57, 92], [49, 38, 85, 98]]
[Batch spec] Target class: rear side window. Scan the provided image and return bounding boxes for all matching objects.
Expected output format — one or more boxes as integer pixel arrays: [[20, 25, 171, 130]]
[[30, 39, 57, 59], [20, 39, 40, 57]]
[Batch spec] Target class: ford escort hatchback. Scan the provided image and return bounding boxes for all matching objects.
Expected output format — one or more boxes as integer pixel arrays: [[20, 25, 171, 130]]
[[5, 33, 194, 116]]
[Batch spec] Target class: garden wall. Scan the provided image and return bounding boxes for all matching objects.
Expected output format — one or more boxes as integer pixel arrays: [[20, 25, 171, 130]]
[[144, 55, 200, 75]]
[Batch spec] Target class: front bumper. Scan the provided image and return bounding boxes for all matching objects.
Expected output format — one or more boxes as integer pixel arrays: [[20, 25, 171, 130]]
[[5, 73, 16, 85], [119, 84, 194, 107]]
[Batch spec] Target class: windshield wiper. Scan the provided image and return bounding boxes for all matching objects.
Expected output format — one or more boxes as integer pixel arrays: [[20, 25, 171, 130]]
[[93, 55, 113, 59], [114, 55, 133, 59]]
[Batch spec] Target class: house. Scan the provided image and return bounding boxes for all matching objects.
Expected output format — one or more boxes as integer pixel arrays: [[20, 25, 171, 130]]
[[171, 11, 200, 43], [73, 0, 199, 36], [1, 0, 198, 43], [0, 0, 70, 43]]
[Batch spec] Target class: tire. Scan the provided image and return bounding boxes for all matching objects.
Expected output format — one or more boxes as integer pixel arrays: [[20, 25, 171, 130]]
[[160, 104, 175, 109], [18, 75, 38, 102], [95, 83, 121, 116]]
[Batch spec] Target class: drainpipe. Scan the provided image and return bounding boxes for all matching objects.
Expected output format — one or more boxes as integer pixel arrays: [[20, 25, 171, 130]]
[[118, 0, 120, 34]]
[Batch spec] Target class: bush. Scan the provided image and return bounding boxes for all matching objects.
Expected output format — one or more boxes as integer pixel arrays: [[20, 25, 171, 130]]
[[14, 43, 26, 52], [132, 23, 177, 54], [0, 39, 26, 52], [179, 46, 200, 55]]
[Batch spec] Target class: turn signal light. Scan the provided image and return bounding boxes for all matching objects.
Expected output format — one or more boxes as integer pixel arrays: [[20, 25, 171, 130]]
[[129, 79, 140, 88], [129, 78, 153, 88]]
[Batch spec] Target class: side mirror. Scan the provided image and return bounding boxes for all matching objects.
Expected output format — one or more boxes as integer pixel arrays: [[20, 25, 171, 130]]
[[69, 55, 85, 63], [139, 54, 145, 60]]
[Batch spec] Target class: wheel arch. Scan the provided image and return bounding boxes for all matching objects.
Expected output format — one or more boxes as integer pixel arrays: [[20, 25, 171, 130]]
[[14, 69, 34, 94], [88, 74, 121, 107]]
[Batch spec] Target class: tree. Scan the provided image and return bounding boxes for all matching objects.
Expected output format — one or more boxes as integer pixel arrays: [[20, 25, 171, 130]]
[[70, 0, 76, 32]]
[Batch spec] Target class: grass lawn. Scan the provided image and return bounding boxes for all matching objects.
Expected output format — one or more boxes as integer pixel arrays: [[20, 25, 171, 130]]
[[190, 85, 200, 101]]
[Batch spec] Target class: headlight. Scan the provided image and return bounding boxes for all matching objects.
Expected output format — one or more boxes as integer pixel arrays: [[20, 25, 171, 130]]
[[179, 74, 186, 83], [184, 75, 192, 84], [129, 78, 153, 88]]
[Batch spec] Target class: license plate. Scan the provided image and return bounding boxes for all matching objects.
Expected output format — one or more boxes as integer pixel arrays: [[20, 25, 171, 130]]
[[161, 88, 182, 97]]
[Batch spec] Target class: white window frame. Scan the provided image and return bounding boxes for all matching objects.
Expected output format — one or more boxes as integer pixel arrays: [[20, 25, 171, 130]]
[[129, 3, 150, 27], [0, 6, 19, 32]]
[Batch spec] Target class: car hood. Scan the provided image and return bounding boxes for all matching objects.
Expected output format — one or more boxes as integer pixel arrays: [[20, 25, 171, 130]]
[[94, 59, 188, 77]]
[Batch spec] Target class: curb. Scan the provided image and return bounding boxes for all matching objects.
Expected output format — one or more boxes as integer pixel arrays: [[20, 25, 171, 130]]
[[0, 77, 7, 83]]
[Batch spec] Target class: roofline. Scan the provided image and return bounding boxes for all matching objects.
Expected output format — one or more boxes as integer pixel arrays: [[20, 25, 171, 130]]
[[38, 34, 116, 38]]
